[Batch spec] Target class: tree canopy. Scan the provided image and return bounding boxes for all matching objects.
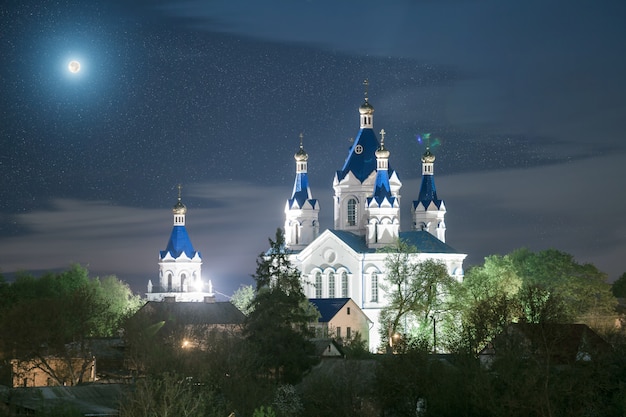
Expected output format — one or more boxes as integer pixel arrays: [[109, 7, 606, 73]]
[[379, 239, 457, 353], [244, 228, 319, 384], [0, 265, 142, 385]]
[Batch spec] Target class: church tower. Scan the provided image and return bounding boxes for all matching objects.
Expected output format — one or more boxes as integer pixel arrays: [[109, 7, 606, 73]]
[[285, 133, 320, 249], [333, 80, 401, 235], [412, 147, 447, 242], [147, 185, 213, 302], [365, 129, 400, 248]]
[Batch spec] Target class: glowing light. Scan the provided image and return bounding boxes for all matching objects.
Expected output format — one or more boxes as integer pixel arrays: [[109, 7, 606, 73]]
[[416, 133, 441, 149], [68, 60, 81, 73]]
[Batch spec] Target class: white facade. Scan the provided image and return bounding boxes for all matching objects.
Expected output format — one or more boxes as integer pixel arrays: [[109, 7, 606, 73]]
[[285, 87, 466, 351]]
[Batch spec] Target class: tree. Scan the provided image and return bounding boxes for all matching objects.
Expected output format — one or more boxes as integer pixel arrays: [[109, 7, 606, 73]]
[[0, 265, 142, 386], [379, 239, 456, 353], [244, 228, 318, 384], [231, 284, 255, 316], [612, 272, 626, 298], [508, 248, 616, 322]]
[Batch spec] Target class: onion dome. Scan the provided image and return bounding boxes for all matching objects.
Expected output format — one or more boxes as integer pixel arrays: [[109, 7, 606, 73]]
[[172, 184, 187, 215], [422, 148, 436, 163], [359, 99, 375, 115], [173, 198, 186, 215], [295, 144, 308, 162], [376, 142, 390, 159]]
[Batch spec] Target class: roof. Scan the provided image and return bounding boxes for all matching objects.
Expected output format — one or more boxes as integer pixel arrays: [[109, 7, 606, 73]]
[[337, 128, 396, 183], [139, 301, 246, 326], [326, 229, 461, 254], [160, 225, 200, 259], [370, 169, 396, 205], [309, 298, 351, 322], [414, 174, 443, 209], [289, 172, 317, 208], [7, 384, 126, 416]]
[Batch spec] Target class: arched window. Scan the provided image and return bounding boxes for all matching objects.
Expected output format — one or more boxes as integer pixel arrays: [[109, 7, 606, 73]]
[[341, 271, 348, 297], [315, 272, 322, 298], [347, 198, 357, 226], [181, 273, 187, 292], [371, 272, 378, 302], [328, 272, 335, 298], [167, 273, 173, 292]]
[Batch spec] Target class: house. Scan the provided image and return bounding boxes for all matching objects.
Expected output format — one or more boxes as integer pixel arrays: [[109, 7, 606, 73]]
[[10, 357, 95, 388], [311, 338, 345, 358], [309, 298, 371, 346], [129, 299, 245, 349], [479, 323, 611, 368]]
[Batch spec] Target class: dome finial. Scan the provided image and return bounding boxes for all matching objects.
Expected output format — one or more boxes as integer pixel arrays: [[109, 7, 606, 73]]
[[295, 132, 308, 161], [376, 128, 390, 159], [173, 184, 187, 215], [363, 79, 369, 101]]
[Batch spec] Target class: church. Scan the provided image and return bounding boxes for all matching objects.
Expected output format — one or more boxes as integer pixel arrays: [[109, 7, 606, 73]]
[[146, 83, 467, 351], [146, 185, 215, 302], [283, 84, 467, 351]]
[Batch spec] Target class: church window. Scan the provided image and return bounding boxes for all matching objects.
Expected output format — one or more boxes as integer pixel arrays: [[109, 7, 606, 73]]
[[315, 272, 322, 298], [371, 272, 379, 302], [328, 272, 335, 298], [167, 273, 172, 292], [341, 272, 348, 297], [181, 273, 187, 292], [347, 198, 357, 226]]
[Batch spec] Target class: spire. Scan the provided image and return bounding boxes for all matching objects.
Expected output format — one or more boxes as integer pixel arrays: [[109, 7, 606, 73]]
[[371, 129, 394, 204], [289, 133, 314, 208], [162, 185, 198, 259], [173, 184, 186, 226], [415, 147, 442, 208], [285, 133, 319, 248], [366, 129, 400, 247], [337, 80, 379, 183], [359, 79, 374, 129], [413, 144, 447, 242]]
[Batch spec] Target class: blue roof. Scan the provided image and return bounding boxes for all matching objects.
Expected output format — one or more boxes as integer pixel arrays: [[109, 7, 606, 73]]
[[337, 128, 380, 182], [309, 298, 351, 322], [160, 225, 200, 259], [327, 229, 460, 254], [289, 172, 315, 208], [369, 168, 396, 205], [414, 175, 443, 209]]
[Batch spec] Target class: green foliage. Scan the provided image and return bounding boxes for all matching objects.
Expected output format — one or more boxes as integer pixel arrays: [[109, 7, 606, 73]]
[[451, 249, 617, 354], [244, 228, 318, 384], [253, 406, 277, 417], [612, 272, 626, 298], [231, 284, 256, 315], [0, 265, 142, 385], [379, 239, 456, 352]]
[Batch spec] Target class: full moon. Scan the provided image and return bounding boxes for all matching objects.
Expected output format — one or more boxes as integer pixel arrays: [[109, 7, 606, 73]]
[[68, 60, 81, 73]]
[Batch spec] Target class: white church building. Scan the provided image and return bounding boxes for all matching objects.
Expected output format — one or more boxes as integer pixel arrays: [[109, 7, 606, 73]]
[[283, 85, 467, 351], [146, 185, 215, 302]]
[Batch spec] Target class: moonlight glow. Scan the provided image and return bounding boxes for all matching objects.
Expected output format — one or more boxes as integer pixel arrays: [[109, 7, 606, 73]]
[[68, 60, 81, 73]]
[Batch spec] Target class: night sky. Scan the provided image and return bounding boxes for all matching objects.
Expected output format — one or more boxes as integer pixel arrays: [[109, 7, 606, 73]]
[[1, 0, 625, 298]]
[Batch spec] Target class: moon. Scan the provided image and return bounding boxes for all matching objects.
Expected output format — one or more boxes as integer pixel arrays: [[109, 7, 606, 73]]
[[68, 60, 81, 73]]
